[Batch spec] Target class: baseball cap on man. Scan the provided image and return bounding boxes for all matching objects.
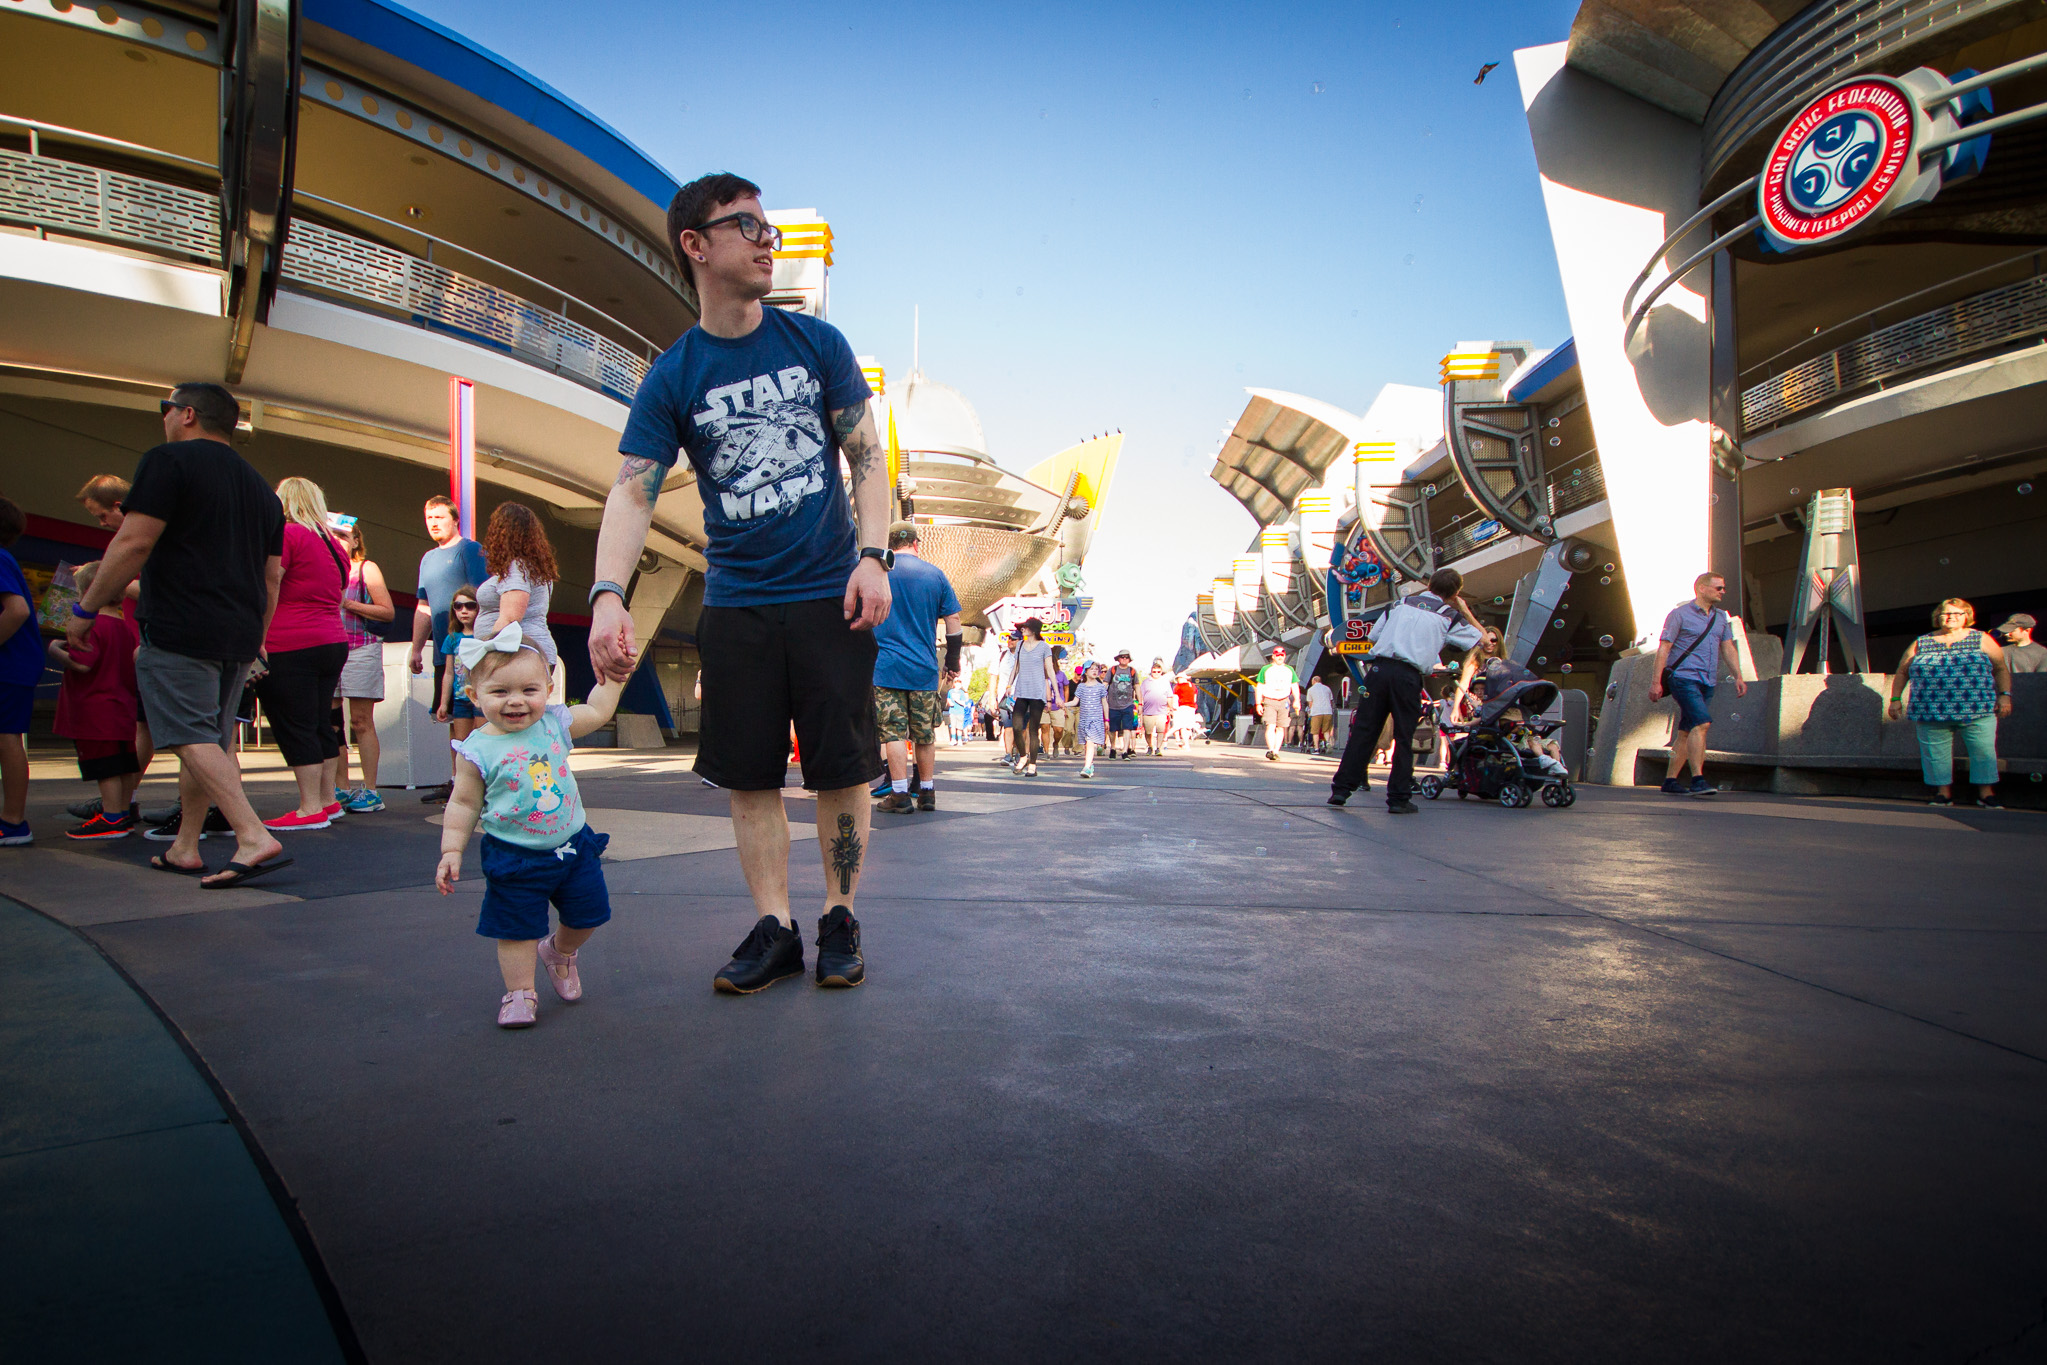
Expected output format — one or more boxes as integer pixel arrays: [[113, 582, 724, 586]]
[[2000, 613, 2036, 630]]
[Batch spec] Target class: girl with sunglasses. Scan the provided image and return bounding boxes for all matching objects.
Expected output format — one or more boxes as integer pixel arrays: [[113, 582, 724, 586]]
[[436, 590, 483, 740]]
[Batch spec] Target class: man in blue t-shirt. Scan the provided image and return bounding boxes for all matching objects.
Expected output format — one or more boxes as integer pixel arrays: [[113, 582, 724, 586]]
[[592, 172, 893, 996], [406, 495, 487, 804], [870, 522, 962, 816], [1648, 571, 1748, 798]]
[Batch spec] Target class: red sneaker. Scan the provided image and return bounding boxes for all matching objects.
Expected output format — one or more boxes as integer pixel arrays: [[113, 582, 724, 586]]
[[263, 809, 332, 831]]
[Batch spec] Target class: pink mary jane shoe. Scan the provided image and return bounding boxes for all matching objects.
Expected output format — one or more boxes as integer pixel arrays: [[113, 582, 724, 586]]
[[536, 934, 583, 1003], [497, 988, 539, 1028]]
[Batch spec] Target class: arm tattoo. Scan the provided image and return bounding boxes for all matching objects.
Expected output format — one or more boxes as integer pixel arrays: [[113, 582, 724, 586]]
[[615, 456, 666, 507], [828, 812, 863, 895], [831, 399, 867, 439], [833, 402, 881, 483]]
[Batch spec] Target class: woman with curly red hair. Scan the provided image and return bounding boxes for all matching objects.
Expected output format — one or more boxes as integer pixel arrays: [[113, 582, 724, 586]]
[[473, 502, 561, 673]]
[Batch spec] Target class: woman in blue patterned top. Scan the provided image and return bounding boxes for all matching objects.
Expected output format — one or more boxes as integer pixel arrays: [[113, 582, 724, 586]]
[[1887, 598, 2014, 807]]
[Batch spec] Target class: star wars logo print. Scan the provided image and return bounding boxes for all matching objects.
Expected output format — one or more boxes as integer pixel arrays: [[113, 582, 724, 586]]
[[694, 367, 830, 522]]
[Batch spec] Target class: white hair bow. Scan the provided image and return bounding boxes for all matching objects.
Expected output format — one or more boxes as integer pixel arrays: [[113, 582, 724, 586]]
[[457, 620, 523, 670]]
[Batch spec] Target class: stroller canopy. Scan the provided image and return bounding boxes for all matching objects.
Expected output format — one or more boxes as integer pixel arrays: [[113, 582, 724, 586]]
[[1474, 678, 1559, 728]]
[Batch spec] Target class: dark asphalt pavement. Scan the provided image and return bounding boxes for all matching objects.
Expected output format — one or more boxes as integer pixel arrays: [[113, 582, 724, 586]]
[[6, 743, 2046, 1362]]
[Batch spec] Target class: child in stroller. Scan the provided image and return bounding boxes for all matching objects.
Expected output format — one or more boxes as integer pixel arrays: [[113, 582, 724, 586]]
[[1419, 674, 1576, 808]]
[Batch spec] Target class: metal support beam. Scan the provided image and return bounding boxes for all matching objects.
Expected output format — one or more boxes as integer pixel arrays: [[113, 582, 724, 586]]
[[1446, 344, 1553, 540], [220, 0, 300, 383]]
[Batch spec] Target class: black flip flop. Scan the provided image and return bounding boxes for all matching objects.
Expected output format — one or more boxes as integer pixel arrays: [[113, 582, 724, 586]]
[[201, 857, 295, 890], [150, 854, 206, 876]]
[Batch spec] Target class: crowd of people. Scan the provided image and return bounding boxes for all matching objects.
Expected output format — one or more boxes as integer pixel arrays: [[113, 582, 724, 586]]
[[0, 174, 2039, 1030], [0, 383, 580, 877]]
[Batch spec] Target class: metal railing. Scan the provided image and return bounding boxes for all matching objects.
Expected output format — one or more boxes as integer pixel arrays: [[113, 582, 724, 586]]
[[1739, 252, 2047, 433], [1544, 450, 1605, 518], [0, 137, 655, 405]]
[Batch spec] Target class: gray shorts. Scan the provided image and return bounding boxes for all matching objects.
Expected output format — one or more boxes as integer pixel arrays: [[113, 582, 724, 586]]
[[135, 644, 249, 751], [335, 640, 385, 700]]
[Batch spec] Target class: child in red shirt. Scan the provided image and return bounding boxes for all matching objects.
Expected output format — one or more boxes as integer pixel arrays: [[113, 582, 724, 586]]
[[48, 561, 143, 839]]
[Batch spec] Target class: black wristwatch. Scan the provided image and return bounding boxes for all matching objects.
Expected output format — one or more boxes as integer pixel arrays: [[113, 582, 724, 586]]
[[860, 546, 894, 571]]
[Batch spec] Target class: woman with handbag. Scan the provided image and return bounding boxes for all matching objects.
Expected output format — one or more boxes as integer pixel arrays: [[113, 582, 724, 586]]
[[253, 477, 352, 830]]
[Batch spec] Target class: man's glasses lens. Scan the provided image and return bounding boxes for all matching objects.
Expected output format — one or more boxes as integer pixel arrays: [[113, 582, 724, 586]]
[[695, 212, 783, 249]]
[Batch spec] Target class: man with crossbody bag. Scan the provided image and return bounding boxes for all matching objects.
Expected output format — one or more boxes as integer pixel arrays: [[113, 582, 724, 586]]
[[1648, 572, 1747, 797]]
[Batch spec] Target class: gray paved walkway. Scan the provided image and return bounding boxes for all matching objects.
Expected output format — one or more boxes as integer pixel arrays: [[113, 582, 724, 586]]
[[5, 742, 2046, 1362]]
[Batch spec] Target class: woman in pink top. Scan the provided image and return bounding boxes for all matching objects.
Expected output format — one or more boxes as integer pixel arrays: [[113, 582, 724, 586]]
[[252, 477, 351, 830]]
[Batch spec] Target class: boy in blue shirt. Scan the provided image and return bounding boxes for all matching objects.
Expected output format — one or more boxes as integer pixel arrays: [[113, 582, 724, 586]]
[[590, 173, 894, 995]]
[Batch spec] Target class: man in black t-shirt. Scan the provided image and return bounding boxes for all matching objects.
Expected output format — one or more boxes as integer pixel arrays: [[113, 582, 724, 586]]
[[69, 383, 291, 888]]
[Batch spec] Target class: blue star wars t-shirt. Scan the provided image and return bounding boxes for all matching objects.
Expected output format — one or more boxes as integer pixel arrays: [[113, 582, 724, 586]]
[[619, 308, 872, 608]]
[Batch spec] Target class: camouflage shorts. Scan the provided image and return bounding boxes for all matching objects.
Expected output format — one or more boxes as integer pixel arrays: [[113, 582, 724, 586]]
[[873, 686, 940, 744]]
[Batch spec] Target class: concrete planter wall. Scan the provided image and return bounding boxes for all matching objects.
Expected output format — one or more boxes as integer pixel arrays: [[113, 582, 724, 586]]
[[1588, 632, 2047, 795]]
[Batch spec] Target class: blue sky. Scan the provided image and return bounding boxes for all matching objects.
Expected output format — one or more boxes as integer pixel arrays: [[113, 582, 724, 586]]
[[408, 0, 1582, 655]]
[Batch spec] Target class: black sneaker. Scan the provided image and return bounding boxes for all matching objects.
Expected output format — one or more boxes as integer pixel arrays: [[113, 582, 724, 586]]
[[202, 805, 233, 834], [66, 797, 104, 820], [1388, 800, 1419, 814], [1660, 778, 1686, 795], [1978, 795, 2005, 809], [917, 785, 935, 812], [143, 808, 203, 842], [142, 803, 180, 826], [713, 915, 804, 994], [1928, 794, 1954, 806], [815, 906, 864, 988], [1687, 777, 1717, 798], [1326, 789, 1349, 806]]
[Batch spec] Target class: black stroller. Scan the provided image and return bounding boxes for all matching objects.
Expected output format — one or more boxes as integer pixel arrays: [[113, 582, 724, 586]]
[[1418, 678, 1576, 808]]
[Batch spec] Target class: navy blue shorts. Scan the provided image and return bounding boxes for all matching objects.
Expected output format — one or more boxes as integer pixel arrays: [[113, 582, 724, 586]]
[[0, 682, 29, 735], [1108, 706, 1138, 733], [1668, 676, 1715, 731], [449, 695, 478, 720], [476, 824, 612, 941]]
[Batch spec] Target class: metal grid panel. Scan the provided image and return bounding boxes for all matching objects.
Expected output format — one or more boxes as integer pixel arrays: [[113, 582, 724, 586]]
[[283, 219, 651, 402], [0, 151, 217, 260], [1742, 273, 2047, 431]]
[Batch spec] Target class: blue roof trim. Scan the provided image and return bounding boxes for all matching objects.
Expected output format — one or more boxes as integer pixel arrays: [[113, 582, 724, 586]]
[[304, 0, 681, 211], [1506, 337, 1578, 402]]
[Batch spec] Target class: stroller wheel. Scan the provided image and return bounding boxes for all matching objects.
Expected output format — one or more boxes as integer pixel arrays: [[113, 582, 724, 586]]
[[1419, 776, 1442, 800], [1499, 782, 1529, 809], [1556, 780, 1576, 807], [1541, 783, 1564, 807]]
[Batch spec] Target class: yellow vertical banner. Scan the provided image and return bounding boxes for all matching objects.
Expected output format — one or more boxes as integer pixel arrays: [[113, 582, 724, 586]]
[[885, 404, 902, 489]]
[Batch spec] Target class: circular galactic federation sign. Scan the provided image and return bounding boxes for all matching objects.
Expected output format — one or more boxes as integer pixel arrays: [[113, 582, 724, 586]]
[[1758, 77, 1919, 249]]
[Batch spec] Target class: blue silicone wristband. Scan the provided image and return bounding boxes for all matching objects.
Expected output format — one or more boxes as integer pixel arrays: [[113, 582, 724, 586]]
[[71, 602, 98, 621]]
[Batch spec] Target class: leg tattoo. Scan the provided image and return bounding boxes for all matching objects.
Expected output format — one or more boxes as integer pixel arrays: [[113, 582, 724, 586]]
[[828, 813, 863, 895]]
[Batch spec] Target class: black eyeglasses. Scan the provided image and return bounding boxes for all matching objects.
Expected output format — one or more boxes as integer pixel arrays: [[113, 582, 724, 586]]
[[690, 212, 782, 250]]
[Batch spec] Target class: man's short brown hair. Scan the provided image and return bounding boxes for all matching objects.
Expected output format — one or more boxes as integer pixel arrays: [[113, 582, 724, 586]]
[[666, 172, 762, 288], [1695, 572, 1725, 588], [1428, 567, 1464, 598], [887, 520, 919, 550], [425, 494, 456, 513], [76, 474, 130, 509]]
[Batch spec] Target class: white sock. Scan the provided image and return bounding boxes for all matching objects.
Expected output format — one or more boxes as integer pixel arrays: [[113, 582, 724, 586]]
[[921, 777, 934, 793], [892, 778, 910, 795]]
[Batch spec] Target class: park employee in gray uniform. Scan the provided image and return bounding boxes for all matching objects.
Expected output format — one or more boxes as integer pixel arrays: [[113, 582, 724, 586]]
[[1329, 567, 1483, 814]]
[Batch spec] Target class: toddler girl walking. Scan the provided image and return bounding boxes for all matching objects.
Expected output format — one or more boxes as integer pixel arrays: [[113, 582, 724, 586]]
[[434, 623, 623, 1027]]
